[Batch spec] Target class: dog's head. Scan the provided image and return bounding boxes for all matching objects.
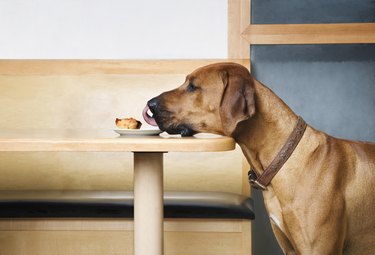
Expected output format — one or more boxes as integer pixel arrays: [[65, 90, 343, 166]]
[[143, 63, 256, 136]]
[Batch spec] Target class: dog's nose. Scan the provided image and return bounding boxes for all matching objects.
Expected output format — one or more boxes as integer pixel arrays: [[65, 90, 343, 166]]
[[147, 97, 159, 112]]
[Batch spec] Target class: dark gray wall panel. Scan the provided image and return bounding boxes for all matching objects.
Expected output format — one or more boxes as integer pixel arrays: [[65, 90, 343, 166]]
[[250, 44, 375, 255], [251, 44, 375, 142], [251, 0, 375, 24]]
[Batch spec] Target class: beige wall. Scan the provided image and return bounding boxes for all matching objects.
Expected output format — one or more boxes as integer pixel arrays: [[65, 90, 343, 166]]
[[0, 1, 227, 59]]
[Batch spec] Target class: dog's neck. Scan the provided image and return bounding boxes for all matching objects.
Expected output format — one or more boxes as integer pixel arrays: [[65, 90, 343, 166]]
[[233, 79, 300, 178]]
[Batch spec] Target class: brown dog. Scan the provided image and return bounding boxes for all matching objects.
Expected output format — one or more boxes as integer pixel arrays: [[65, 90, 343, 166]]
[[143, 63, 375, 254]]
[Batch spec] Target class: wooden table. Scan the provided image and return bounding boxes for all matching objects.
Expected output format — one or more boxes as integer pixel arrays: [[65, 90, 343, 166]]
[[0, 129, 235, 255]]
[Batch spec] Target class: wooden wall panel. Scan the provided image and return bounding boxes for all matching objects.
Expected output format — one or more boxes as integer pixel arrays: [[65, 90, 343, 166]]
[[0, 219, 250, 255], [0, 231, 247, 255]]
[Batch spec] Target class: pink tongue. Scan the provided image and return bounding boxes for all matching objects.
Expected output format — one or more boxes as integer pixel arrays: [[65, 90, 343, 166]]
[[142, 105, 158, 127]]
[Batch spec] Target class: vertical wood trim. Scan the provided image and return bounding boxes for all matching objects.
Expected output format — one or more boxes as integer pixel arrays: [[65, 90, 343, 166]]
[[228, 0, 250, 59], [242, 156, 251, 196], [248, 0, 252, 62], [228, 0, 252, 197], [241, 220, 252, 255]]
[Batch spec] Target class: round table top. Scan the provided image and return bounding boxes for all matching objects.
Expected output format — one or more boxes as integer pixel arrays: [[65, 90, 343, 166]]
[[0, 129, 235, 152]]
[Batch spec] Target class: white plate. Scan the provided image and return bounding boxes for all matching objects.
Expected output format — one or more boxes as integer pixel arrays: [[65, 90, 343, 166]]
[[114, 128, 162, 136]]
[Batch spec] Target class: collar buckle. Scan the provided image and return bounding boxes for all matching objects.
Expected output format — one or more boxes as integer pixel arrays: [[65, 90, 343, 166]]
[[248, 169, 267, 190]]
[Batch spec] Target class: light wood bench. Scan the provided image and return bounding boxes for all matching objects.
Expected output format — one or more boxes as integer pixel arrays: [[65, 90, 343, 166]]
[[0, 60, 253, 255]]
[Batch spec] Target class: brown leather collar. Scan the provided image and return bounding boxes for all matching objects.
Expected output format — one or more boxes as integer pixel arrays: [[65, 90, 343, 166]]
[[248, 116, 307, 190]]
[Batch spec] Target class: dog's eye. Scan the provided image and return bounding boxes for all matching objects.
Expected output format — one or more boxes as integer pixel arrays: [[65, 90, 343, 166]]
[[187, 83, 198, 92]]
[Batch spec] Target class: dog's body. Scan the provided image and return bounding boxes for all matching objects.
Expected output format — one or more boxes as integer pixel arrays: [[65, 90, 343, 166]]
[[145, 63, 375, 254]]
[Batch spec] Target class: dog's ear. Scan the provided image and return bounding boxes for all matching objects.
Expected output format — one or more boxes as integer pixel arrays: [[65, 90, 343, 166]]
[[219, 69, 255, 136]]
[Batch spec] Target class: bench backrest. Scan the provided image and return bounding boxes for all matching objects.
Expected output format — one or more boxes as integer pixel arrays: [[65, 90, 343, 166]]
[[0, 60, 247, 194]]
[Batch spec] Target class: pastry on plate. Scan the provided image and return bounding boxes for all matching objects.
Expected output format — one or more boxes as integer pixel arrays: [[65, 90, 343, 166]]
[[115, 117, 142, 129]]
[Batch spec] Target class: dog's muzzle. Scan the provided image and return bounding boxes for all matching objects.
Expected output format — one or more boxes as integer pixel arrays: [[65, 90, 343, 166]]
[[143, 98, 197, 137]]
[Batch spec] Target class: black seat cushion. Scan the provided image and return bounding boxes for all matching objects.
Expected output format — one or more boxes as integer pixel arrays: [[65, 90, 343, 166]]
[[0, 190, 254, 220]]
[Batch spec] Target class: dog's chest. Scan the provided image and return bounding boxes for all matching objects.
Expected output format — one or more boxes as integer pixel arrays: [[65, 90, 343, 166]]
[[263, 191, 288, 234]]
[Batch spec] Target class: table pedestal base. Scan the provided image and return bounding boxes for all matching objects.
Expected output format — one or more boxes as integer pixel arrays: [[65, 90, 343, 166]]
[[134, 152, 164, 255]]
